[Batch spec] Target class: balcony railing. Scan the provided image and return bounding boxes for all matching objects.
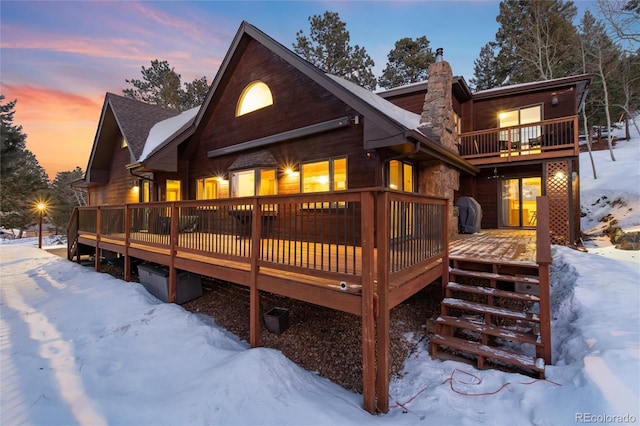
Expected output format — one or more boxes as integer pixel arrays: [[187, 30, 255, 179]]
[[458, 116, 579, 165]]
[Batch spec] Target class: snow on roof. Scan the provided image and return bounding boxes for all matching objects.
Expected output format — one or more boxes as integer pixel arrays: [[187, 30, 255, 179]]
[[139, 106, 199, 161], [325, 74, 421, 130]]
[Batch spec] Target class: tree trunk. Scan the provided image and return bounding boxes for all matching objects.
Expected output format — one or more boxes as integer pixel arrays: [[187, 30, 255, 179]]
[[582, 109, 597, 179], [597, 46, 616, 161]]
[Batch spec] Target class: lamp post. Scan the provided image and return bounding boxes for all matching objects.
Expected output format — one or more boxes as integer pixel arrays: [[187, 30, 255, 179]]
[[37, 202, 46, 249]]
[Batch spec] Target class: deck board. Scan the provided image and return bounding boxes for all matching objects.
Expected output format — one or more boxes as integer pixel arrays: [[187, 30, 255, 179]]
[[450, 230, 537, 265]]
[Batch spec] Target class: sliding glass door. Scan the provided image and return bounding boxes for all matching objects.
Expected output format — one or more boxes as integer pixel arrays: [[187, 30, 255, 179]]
[[500, 177, 541, 227]]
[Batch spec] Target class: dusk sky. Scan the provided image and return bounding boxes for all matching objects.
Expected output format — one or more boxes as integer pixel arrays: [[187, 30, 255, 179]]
[[1, 0, 598, 180]]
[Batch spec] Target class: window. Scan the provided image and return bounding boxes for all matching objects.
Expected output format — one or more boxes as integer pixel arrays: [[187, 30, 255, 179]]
[[499, 105, 542, 151], [301, 158, 347, 193], [121, 136, 128, 148], [453, 111, 461, 135], [236, 81, 273, 116], [230, 169, 277, 198], [197, 177, 220, 200], [388, 160, 414, 192], [141, 181, 150, 202], [166, 179, 181, 201]]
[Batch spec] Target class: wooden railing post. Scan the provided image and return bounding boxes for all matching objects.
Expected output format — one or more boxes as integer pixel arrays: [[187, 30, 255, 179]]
[[375, 190, 390, 414], [124, 204, 131, 282], [442, 199, 450, 290], [536, 196, 552, 365], [168, 203, 178, 303], [360, 190, 376, 414], [249, 198, 261, 348], [573, 115, 580, 156], [95, 207, 102, 273]]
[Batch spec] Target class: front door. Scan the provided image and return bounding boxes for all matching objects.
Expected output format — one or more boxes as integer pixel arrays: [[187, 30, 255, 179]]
[[500, 177, 541, 228]]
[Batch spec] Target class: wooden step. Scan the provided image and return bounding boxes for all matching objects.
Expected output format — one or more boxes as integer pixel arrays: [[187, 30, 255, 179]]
[[447, 282, 540, 302], [442, 298, 540, 323], [449, 267, 539, 285], [436, 315, 541, 347], [430, 333, 545, 373]]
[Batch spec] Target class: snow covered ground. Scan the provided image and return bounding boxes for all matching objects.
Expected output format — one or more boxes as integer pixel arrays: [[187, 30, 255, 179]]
[[1, 123, 639, 425]]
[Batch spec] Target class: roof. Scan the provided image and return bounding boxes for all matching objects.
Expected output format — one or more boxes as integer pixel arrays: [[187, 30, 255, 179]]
[[473, 74, 593, 99], [82, 93, 178, 184], [105, 93, 178, 159], [143, 21, 477, 175], [139, 106, 199, 162]]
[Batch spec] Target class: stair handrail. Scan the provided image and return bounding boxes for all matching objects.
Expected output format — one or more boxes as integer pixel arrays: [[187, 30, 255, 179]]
[[535, 196, 552, 364]]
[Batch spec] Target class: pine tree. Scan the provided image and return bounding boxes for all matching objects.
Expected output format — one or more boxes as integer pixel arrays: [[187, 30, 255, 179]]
[[49, 167, 85, 234], [378, 36, 434, 89], [495, 0, 581, 83], [123, 60, 209, 111], [0, 96, 50, 236], [470, 42, 503, 91], [1, 96, 26, 177], [294, 11, 376, 90]]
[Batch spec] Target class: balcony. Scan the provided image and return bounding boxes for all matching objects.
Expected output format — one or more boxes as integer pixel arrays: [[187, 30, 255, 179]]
[[458, 116, 579, 166]]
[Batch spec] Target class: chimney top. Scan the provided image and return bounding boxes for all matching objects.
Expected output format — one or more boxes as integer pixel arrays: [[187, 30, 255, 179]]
[[435, 48, 443, 63]]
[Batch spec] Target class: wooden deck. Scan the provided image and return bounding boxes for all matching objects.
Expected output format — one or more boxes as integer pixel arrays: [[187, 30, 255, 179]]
[[450, 229, 537, 265]]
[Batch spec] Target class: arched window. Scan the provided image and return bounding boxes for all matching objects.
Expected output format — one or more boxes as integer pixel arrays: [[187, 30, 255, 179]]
[[236, 81, 273, 116]]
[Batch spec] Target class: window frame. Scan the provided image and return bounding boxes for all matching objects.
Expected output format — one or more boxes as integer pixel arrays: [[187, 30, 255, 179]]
[[388, 159, 415, 193], [230, 168, 278, 198], [300, 157, 348, 194], [236, 81, 274, 117]]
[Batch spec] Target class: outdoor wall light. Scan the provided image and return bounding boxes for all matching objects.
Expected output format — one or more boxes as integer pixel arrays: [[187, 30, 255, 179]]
[[551, 93, 559, 106]]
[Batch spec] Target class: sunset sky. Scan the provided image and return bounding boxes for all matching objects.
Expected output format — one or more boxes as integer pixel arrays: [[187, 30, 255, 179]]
[[1, 0, 598, 180]]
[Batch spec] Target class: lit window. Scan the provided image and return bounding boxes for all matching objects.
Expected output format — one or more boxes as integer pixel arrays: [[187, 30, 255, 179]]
[[388, 160, 414, 192], [236, 81, 273, 116], [121, 137, 128, 148], [498, 105, 542, 146], [197, 177, 220, 200], [453, 111, 461, 134], [301, 158, 348, 194], [230, 169, 277, 198], [142, 181, 150, 202], [166, 179, 181, 201]]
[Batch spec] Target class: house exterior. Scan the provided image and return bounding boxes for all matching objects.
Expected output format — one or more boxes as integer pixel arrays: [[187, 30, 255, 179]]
[[70, 21, 591, 413]]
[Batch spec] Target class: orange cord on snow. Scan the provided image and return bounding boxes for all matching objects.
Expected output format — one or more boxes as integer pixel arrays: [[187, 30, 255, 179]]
[[442, 369, 562, 397], [390, 369, 562, 412]]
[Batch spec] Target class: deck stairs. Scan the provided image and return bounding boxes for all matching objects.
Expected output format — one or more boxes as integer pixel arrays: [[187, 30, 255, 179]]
[[430, 257, 547, 377]]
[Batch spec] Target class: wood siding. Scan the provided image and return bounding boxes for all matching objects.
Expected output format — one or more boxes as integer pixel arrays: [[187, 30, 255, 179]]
[[462, 84, 578, 132], [188, 39, 377, 196], [91, 138, 138, 205]]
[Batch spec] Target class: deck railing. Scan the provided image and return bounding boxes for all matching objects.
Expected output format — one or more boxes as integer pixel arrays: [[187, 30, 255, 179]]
[[459, 116, 579, 164], [69, 189, 447, 283]]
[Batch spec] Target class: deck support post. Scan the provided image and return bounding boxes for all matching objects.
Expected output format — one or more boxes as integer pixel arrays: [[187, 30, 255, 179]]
[[249, 199, 261, 348], [536, 196, 553, 365], [95, 207, 102, 273], [360, 191, 377, 414], [168, 203, 178, 303], [375, 191, 390, 413], [124, 204, 131, 282]]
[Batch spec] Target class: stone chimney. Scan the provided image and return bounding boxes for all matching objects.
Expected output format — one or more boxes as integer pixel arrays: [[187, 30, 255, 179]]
[[418, 48, 460, 238], [419, 48, 457, 153]]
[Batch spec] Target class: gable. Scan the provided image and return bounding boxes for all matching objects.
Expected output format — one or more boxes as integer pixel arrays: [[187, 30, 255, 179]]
[[84, 93, 178, 184], [197, 38, 358, 154]]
